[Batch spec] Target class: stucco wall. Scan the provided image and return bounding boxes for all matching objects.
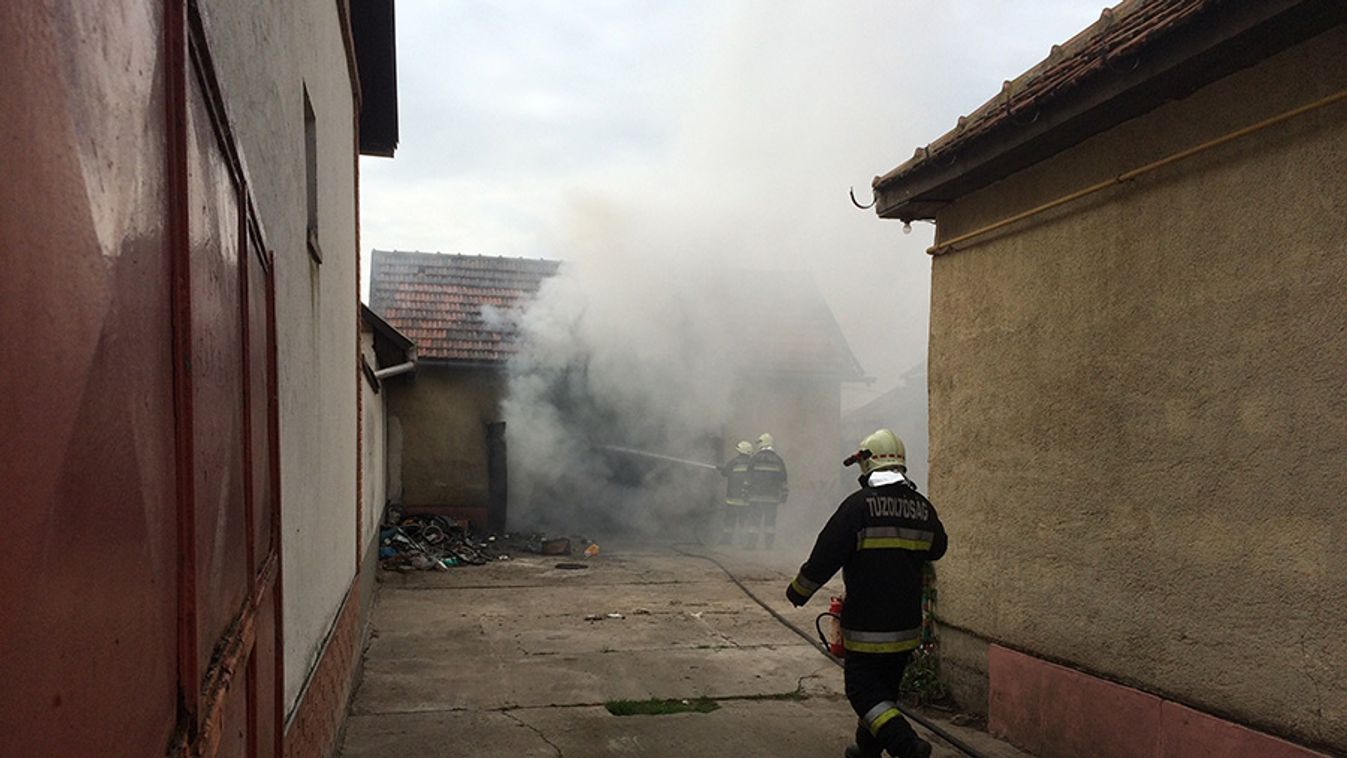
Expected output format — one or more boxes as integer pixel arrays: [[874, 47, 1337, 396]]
[[387, 365, 507, 509], [927, 28, 1347, 750], [198, 0, 360, 712]]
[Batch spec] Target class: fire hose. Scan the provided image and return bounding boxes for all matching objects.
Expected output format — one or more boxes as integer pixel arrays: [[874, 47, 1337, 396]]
[[671, 544, 989, 758], [599, 444, 719, 470]]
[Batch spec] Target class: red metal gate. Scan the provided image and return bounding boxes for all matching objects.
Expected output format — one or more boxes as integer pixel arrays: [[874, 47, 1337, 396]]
[[1, 2, 283, 755], [172, 2, 286, 754]]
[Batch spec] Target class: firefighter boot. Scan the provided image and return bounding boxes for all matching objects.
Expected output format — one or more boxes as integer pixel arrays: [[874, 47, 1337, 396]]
[[846, 720, 883, 758], [890, 736, 932, 758]]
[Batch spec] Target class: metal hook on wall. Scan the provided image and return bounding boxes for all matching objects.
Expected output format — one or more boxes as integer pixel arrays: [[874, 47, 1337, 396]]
[[1010, 107, 1042, 127], [850, 186, 877, 210], [1105, 50, 1142, 73]]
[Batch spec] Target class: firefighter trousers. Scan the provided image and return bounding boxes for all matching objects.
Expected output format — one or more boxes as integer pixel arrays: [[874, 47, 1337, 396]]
[[720, 504, 748, 545], [844, 651, 919, 756], [743, 502, 776, 549]]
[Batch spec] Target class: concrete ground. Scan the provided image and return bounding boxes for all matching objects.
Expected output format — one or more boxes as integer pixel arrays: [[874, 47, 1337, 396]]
[[338, 544, 1029, 758]]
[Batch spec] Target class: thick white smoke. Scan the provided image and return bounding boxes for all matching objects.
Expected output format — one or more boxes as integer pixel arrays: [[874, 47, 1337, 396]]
[[410, 2, 1106, 537], [502, 222, 756, 534]]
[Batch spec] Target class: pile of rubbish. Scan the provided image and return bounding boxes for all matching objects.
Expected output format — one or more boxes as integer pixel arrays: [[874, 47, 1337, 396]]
[[378, 512, 506, 571], [378, 508, 603, 572]]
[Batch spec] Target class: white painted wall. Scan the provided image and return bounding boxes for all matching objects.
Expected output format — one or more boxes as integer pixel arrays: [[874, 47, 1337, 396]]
[[360, 330, 387, 549], [198, 0, 360, 712]]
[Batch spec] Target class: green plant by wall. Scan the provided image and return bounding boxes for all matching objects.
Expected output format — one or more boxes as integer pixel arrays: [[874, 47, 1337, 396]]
[[900, 561, 947, 704]]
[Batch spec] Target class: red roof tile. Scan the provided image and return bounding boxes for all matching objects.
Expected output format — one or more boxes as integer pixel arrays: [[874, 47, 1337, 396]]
[[369, 251, 561, 363], [368, 251, 863, 379], [874, 0, 1213, 190]]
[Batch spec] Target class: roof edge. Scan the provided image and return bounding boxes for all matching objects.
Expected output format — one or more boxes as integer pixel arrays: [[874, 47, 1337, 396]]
[[371, 249, 563, 266], [360, 303, 414, 351], [352, 0, 399, 157], [873, 0, 1346, 221]]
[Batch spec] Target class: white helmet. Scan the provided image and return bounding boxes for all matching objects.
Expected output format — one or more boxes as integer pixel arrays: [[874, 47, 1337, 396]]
[[853, 428, 905, 475], [736, 440, 753, 456], [757, 433, 774, 451]]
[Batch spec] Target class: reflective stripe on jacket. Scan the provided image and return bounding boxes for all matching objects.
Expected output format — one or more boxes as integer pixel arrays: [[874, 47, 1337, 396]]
[[747, 449, 788, 503], [785, 473, 946, 646], [719, 453, 752, 506]]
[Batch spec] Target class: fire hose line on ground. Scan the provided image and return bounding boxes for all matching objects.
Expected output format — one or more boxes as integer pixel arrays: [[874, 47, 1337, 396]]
[[670, 544, 989, 758]]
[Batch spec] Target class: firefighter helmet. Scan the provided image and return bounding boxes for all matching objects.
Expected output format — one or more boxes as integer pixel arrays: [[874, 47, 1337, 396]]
[[756, 433, 774, 451], [736, 440, 753, 456], [857, 428, 905, 474]]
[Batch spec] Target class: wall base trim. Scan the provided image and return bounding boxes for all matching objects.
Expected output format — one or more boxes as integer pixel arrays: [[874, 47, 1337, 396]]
[[281, 557, 368, 758], [987, 645, 1332, 758]]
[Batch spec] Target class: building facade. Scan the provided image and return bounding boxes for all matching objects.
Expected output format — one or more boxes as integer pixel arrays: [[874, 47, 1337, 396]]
[[721, 270, 869, 542], [871, 2, 1346, 756], [370, 251, 562, 531], [0, 1, 397, 755]]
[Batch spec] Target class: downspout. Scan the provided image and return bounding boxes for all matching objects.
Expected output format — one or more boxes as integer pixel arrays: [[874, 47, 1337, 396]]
[[373, 361, 415, 380], [374, 347, 417, 380]]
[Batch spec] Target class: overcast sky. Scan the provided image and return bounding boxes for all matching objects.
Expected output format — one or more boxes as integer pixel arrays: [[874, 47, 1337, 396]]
[[359, 1, 1103, 408]]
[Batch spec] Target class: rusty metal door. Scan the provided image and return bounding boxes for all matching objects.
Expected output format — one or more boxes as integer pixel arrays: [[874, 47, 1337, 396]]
[[0, 2, 284, 756], [175, 4, 284, 756]]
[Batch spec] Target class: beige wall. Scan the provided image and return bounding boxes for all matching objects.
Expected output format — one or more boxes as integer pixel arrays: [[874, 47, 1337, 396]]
[[728, 374, 849, 548], [926, 28, 1347, 750], [387, 365, 507, 509], [199, 0, 361, 712]]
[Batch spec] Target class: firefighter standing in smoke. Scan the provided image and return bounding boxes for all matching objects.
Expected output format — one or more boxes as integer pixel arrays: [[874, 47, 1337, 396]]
[[786, 429, 946, 758], [717, 441, 754, 545], [746, 433, 788, 549]]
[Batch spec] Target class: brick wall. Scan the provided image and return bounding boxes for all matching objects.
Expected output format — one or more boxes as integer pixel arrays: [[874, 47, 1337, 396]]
[[283, 574, 363, 758]]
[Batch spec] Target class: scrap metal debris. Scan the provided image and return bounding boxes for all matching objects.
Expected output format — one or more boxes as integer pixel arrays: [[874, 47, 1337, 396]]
[[378, 513, 504, 571], [377, 509, 605, 573]]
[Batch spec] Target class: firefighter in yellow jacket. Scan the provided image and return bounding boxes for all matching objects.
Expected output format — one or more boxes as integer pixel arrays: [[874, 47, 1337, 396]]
[[786, 429, 946, 758]]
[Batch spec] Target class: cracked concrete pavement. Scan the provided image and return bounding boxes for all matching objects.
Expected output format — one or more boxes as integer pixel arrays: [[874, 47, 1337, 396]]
[[338, 545, 1030, 757]]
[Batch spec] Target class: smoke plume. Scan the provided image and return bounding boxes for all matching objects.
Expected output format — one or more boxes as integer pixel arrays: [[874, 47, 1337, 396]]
[[503, 218, 754, 535]]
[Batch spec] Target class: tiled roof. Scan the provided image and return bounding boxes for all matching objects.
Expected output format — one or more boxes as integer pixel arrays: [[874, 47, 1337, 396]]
[[368, 250, 862, 378], [369, 250, 561, 363], [874, 0, 1213, 191]]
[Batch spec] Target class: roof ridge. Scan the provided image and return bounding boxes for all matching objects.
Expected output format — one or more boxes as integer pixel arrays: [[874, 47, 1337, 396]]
[[371, 249, 563, 264]]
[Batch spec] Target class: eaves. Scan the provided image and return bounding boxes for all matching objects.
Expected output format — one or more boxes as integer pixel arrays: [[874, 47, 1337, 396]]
[[873, 0, 1347, 222]]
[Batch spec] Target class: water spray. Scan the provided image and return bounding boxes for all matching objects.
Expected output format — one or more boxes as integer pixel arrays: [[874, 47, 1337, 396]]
[[599, 444, 719, 471]]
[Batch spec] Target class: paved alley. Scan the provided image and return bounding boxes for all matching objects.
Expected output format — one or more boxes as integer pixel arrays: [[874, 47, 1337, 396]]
[[338, 545, 1027, 757]]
